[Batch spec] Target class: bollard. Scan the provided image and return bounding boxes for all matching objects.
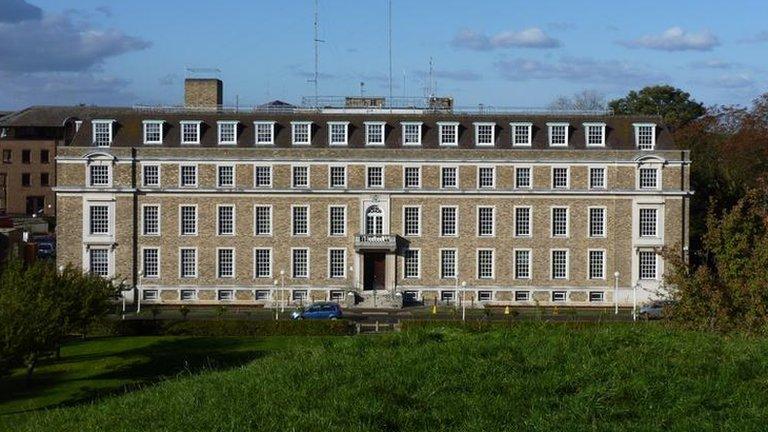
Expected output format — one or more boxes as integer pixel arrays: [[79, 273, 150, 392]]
[[504, 305, 510, 315], [431, 304, 437, 315]]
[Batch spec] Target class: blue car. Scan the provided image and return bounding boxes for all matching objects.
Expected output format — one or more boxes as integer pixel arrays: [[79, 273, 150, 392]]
[[291, 302, 343, 320]]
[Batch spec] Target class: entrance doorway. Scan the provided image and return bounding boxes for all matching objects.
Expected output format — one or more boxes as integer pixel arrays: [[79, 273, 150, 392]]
[[363, 253, 386, 290]]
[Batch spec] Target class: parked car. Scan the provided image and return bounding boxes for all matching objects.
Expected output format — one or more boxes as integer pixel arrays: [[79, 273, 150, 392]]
[[638, 300, 676, 320], [36, 242, 55, 259], [291, 302, 343, 320]]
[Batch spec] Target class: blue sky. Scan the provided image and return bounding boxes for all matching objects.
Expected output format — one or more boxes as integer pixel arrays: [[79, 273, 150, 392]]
[[0, 0, 766, 109]]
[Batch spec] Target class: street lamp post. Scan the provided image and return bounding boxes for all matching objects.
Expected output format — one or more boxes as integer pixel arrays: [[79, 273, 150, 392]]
[[633, 282, 639, 321], [273, 280, 279, 320], [136, 270, 144, 314], [461, 281, 467, 322], [613, 271, 620, 315], [280, 270, 286, 312]]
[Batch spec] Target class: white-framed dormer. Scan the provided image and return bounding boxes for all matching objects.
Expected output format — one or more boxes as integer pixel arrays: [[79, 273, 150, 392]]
[[547, 122, 569, 147], [180, 120, 201, 145], [583, 122, 606, 147], [253, 121, 276, 145], [437, 122, 459, 147], [364, 121, 386, 146], [510, 122, 532, 147], [634, 123, 657, 150], [401, 121, 422, 146], [142, 120, 164, 145], [91, 119, 114, 147], [217, 120, 239, 145], [328, 121, 349, 146], [291, 121, 312, 146], [473, 122, 495, 147]]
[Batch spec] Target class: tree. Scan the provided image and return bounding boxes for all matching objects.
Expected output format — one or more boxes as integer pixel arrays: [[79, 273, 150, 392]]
[[548, 90, 606, 111], [609, 85, 705, 131], [0, 260, 120, 381], [664, 178, 768, 332]]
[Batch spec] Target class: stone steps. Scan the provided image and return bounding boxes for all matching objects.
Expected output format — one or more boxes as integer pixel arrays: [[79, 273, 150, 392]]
[[350, 290, 403, 309]]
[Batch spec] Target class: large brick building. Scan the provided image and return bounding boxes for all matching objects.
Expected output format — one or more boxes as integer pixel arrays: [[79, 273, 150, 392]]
[[55, 79, 691, 308]]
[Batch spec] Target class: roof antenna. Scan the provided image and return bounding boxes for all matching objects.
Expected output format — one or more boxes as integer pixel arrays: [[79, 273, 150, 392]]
[[428, 57, 435, 98], [360, 82, 365, 97], [307, 0, 325, 107], [388, 0, 393, 103]]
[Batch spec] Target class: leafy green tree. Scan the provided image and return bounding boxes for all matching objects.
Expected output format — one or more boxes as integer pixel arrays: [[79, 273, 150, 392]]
[[664, 179, 768, 332], [609, 85, 705, 131]]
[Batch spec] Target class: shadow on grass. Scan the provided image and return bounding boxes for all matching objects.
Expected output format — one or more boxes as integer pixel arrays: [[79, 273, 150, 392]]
[[0, 337, 268, 416]]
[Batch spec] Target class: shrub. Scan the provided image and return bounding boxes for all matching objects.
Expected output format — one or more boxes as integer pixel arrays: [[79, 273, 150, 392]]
[[93, 318, 355, 337]]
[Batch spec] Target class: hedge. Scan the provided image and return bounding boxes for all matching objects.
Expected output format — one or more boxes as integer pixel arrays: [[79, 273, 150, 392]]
[[90, 318, 355, 337]]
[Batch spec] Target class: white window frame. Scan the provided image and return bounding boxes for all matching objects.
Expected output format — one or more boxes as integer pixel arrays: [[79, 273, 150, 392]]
[[637, 165, 661, 190], [588, 206, 607, 238], [589, 165, 607, 190], [515, 166, 532, 189], [639, 207, 659, 238], [477, 165, 496, 189], [552, 291, 567, 302], [403, 248, 421, 279], [91, 120, 114, 147], [583, 122, 606, 147], [403, 165, 421, 189], [328, 165, 347, 188], [364, 121, 386, 146], [439, 248, 457, 279], [291, 205, 310, 236], [142, 120, 164, 145], [87, 162, 112, 188], [179, 247, 198, 279], [401, 122, 422, 146], [328, 248, 347, 278], [179, 164, 198, 188], [476, 206, 495, 237], [292, 164, 310, 189], [86, 246, 113, 278], [551, 166, 570, 189], [291, 248, 310, 278], [476, 248, 495, 279], [366, 165, 385, 188], [514, 249, 532, 280], [179, 204, 198, 236], [253, 205, 273, 236], [141, 163, 161, 188], [440, 205, 458, 237], [216, 204, 236, 236], [510, 122, 532, 147], [180, 121, 201, 145], [253, 121, 276, 145], [437, 122, 459, 147], [514, 206, 532, 238], [291, 121, 312, 146], [440, 165, 459, 189], [216, 247, 236, 278], [550, 206, 569, 238], [473, 122, 495, 147], [86, 203, 112, 237], [634, 123, 657, 150], [141, 247, 160, 279], [403, 205, 421, 237], [217, 120, 238, 145], [253, 248, 273, 279], [216, 164, 236, 188], [253, 165, 272, 188], [328, 205, 347, 237], [588, 249, 606, 280], [547, 122, 569, 147], [550, 248, 569, 280], [141, 204, 161, 236], [327, 121, 349, 146], [638, 249, 659, 280]]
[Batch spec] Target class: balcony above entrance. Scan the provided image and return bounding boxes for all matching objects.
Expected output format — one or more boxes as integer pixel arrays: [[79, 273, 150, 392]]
[[354, 234, 397, 252]]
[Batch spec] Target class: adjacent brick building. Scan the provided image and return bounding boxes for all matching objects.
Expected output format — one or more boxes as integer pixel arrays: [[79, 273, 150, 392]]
[[54, 82, 691, 308]]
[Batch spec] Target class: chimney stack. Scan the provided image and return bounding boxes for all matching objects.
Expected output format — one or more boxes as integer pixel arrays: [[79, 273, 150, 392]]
[[184, 78, 223, 108]]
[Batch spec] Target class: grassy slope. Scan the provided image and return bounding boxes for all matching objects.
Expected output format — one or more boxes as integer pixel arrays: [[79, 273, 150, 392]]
[[11, 324, 768, 431], [0, 336, 321, 429]]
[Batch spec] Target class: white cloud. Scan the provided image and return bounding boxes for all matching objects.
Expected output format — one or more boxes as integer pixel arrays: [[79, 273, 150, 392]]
[[620, 27, 719, 51], [415, 69, 481, 82], [452, 27, 561, 50], [494, 57, 667, 85], [0, 0, 42, 23], [738, 30, 768, 44], [689, 59, 736, 69], [0, 72, 136, 107]]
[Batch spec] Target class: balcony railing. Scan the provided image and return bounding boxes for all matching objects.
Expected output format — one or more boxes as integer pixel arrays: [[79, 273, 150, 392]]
[[354, 234, 397, 252]]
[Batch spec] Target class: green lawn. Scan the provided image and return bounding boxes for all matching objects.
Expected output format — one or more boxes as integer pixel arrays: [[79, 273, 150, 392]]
[[0, 335, 323, 429], [6, 323, 768, 431]]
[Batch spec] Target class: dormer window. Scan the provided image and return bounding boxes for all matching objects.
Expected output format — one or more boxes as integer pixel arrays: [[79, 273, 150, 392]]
[[180, 121, 201, 145], [143, 120, 164, 144], [328, 122, 348, 146], [92, 120, 113, 147], [510, 122, 532, 147], [634, 123, 656, 150], [365, 122, 385, 146], [584, 122, 606, 147], [291, 121, 312, 145], [254, 121, 275, 145], [547, 123, 569, 147], [438, 122, 459, 146], [401, 122, 422, 146], [474, 122, 495, 146], [217, 121, 238, 145]]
